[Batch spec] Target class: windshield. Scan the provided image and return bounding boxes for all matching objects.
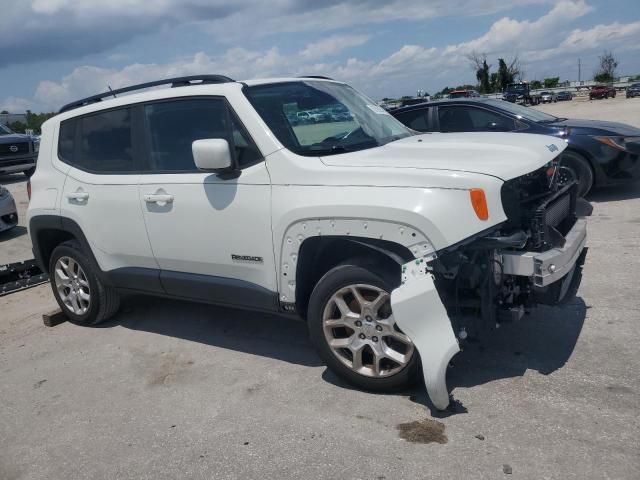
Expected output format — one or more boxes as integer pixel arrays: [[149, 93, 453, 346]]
[[484, 99, 558, 123], [244, 81, 412, 156], [0, 123, 13, 135], [506, 84, 526, 93]]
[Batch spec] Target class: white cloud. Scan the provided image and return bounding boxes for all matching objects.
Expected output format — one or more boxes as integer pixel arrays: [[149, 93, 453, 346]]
[[300, 35, 370, 60], [0, 97, 34, 113], [0, 0, 548, 66], [16, 1, 640, 110]]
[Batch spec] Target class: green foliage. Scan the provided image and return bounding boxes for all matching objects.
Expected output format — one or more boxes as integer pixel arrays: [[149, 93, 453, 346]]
[[594, 51, 618, 83], [543, 77, 560, 88], [25, 111, 56, 133], [594, 72, 613, 83], [475, 59, 491, 94], [7, 121, 28, 133], [530, 80, 543, 90]]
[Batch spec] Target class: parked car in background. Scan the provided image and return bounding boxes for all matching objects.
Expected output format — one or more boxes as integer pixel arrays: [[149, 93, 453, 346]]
[[448, 89, 480, 99], [0, 185, 18, 233], [540, 91, 557, 103], [502, 82, 540, 105], [626, 83, 640, 98], [390, 98, 640, 197], [0, 123, 39, 177], [589, 85, 616, 100], [557, 91, 573, 101]]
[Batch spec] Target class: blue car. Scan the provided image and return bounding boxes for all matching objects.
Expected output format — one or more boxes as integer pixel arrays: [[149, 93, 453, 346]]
[[390, 98, 640, 196]]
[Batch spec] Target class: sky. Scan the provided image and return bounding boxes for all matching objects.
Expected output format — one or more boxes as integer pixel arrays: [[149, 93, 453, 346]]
[[1, 0, 639, 112]]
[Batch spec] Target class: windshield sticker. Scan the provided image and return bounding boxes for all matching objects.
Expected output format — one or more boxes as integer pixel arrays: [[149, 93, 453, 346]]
[[366, 104, 390, 115]]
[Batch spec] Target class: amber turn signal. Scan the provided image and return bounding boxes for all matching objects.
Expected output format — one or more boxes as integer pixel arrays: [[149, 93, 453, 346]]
[[469, 188, 489, 220]]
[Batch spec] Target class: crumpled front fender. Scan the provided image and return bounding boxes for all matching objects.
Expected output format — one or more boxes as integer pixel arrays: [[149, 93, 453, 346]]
[[391, 259, 459, 410]]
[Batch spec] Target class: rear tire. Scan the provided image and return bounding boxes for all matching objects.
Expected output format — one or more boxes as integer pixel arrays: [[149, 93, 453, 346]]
[[49, 240, 120, 326], [560, 150, 594, 197], [307, 260, 420, 392]]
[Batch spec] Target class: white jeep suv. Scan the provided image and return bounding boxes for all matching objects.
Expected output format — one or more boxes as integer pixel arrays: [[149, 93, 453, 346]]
[[27, 75, 588, 409]]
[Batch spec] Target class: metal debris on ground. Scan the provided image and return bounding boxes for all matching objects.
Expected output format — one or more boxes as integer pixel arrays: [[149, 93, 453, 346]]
[[0, 259, 48, 296]]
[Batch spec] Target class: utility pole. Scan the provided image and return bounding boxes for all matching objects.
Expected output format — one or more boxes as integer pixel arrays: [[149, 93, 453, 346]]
[[578, 58, 581, 83]]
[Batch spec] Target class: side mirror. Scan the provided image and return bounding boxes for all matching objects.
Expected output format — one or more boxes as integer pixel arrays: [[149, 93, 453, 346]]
[[192, 139, 233, 172]]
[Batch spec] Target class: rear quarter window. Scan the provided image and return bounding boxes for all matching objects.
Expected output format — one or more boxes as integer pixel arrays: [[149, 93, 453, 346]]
[[58, 108, 135, 172]]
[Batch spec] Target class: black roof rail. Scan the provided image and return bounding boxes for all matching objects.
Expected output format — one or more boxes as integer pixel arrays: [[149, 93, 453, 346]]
[[59, 74, 235, 113], [297, 75, 334, 80]]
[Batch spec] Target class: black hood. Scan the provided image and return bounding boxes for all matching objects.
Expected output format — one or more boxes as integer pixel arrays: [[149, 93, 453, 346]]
[[0, 133, 31, 145], [550, 118, 640, 136]]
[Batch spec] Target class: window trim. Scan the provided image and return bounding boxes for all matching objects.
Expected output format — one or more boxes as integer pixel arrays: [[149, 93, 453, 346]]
[[56, 95, 264, 176], [435, 103, 517, 133]]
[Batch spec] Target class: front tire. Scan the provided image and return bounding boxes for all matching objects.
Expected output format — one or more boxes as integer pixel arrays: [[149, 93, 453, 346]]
[[307, 262, 419, 392], [559, 150, 594, 197], [49, 240, 120, 326]]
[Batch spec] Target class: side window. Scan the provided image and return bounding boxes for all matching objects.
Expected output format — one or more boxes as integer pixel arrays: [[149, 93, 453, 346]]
[[394, 108, 430, 132], [466, 107, 515, 131], [438, 106, 514, 132], [144, 98, 261, 172], [78, 108, 134, 172], [58, 118, 77, 164]]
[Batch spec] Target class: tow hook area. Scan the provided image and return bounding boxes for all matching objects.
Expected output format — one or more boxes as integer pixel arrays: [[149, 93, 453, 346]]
[[391, 258, 459, 410]]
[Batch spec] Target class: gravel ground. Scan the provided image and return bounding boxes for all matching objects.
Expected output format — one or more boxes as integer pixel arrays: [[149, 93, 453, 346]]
[[1, 98, 639, 479]]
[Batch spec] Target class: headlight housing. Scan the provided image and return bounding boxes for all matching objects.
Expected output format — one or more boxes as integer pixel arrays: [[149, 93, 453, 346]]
[[594, 136, 640, 154], [0, 186, 9, 198]]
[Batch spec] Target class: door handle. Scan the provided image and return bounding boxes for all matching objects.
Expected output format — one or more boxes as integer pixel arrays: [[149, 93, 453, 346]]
[[144, 194, 174, 204], [66, 192, 89, 201]]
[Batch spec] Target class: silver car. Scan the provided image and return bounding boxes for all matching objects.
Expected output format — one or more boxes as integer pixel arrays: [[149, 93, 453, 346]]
[[0, 185, 18, 232], [540, 91, 557, 103]]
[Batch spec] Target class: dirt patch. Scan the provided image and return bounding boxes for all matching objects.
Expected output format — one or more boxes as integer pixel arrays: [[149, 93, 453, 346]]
[[396, 418, 447, 444]]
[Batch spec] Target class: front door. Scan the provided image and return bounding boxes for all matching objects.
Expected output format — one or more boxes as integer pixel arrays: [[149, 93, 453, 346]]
[[137, 97, 277, 309]]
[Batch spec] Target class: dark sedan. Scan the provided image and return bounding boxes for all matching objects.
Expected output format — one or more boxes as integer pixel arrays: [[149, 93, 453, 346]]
[[557, 91, 573, 101], [626, 83, 640, 98], [390, 98, 640, 196]]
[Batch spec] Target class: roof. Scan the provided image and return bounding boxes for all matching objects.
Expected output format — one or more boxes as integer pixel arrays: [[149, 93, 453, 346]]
[[389, 97, 495, 113], [55, 75, 339, 120]]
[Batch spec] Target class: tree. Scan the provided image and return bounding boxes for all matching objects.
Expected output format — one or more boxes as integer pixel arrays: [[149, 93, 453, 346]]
[[530, 80, 543, 90], [1, 110, 9, 114], [495, 56, 521, 92], [8, 121, 27, 133], [467, 51, 491, 93], [594, 50, 618, 83], [490, 72, 499, 92], [543, 77, 560, 88]]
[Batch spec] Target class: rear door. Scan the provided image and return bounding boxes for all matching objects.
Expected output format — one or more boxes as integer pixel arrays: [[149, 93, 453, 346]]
[[60, 107, 157, 275], [137, 97, 277, 309]]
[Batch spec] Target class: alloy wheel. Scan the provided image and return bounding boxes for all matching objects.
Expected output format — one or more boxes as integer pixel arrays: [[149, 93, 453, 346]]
[[322, 284, 414, 378], [54, 256, 91, 315]]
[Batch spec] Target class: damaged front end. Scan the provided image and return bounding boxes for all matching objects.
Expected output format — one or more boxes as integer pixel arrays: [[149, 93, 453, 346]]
[[391, 165, 589, 410]]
